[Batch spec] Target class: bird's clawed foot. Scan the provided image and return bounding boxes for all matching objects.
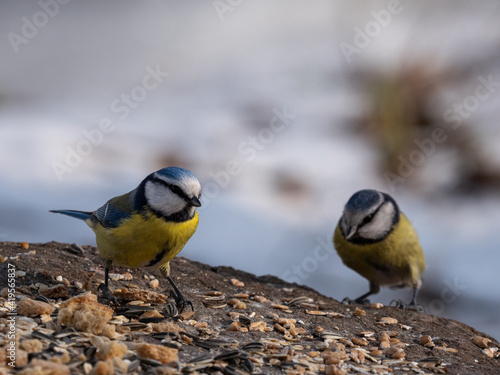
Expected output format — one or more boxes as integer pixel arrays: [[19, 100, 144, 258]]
[[98, 283, 118, 306], [342, 297, 371, 305], [170, 290, 194, 314], [390, 299, 425, 312], [166, 275, 194, 314]]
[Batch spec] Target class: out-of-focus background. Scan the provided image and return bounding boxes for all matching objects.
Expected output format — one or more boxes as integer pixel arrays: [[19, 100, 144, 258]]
[[1, 1, 500, 340]]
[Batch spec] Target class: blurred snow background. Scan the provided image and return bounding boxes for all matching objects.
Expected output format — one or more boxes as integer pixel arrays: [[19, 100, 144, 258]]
[[1, 1, 500, 340]]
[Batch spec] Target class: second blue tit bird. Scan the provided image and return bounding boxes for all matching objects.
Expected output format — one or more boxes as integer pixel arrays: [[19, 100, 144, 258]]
[[51, 167, 202, 312], [333, 189, 425, 307]]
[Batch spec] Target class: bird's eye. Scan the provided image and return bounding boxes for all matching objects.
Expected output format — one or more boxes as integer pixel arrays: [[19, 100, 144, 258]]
[[361, 213, 375, 226]]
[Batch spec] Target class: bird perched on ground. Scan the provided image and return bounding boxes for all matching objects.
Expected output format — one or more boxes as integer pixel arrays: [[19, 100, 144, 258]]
[[333, 189, 425, 307], [50, 167, 202, 312]]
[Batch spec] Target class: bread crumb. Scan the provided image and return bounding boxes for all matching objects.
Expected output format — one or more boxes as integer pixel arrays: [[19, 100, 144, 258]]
[[151, 321, 182, 334], [57, 292, 113, 334], [136, 343, 178, 364], [17, 299, 55, 317], [96, 341, 128, 361], [90, 359, 114, 375], [20, 339, 43, 353], [113, 287, 167, 303], [18, 359, 69, 375]]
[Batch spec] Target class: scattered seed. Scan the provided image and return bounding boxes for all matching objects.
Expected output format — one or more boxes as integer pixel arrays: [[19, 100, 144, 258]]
[[242, 341, 265, 352], [471, 336, 491, 349], [178, 310, 194, 321], [250, 321, 268, 332], [352, 337, 369, 346], [420, 335, 435, 348], [15, 270, 27, 277], [376, 317, 398, 326], [434, 346, 458, 354], [320, 331, 344, 341], [205, 290, 223, 296], [109, 273, 124, 281], [352, 307, 366, 316], [418, 356, 443, 366], [384, 347, 405, 359], [306, 310, 345, 318], [148, 279, 159, 289], [227, 322, 243, 332], [370, 302, 384, 309], [214, 350, 242, 361], [31, 330, 56, 342], [287, 296, 312, 307], [483, 347, 499, 358], [253, 295, 267, 303], [239, 315, 251, 327], [272, 303, 289, 310], [360, 331, 374, 338], [65, 243, 84, 256], [231, 278, 244, 287]]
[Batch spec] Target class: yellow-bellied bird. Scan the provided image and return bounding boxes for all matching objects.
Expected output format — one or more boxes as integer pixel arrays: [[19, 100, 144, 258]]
[[333, 189, 425, 307], [51, 167, 201, 312]]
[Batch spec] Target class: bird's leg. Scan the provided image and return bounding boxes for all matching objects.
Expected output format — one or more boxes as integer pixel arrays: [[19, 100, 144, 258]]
[[343, 281, 379, 305], [98, 259, 117, 306], [390, 285, 425, 312], [167, 275, 193, 313]]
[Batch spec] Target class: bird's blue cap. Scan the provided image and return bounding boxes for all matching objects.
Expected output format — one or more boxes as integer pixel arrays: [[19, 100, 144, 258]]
[[154, 167, 197, 181], [345, 189, 383, 211]]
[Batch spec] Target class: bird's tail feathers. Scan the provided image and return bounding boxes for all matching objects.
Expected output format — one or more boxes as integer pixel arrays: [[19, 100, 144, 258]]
[[50, 209, 92, 221]]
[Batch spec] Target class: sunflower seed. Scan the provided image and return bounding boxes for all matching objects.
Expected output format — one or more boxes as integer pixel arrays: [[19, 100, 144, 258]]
[[195, 338, 230, 349], [188, 353, 213, 364], [139, 357, 163, 367], [84, 347, 96, 359], [52, 328, 76, 339], [35, 295, 51, 303], [121, 322, 148, 330], [221, 365, 240, 375], [214, 350, 242, 361], [238, 315, 251, 327], [162, 302, 179, 317], [65, 243, 84, 256], [240, 357, 254, 372], [127, 360, 141, 372], [182, 362, 213, 372], [31, 330, 56, 342], [320, 331, 344, 340], [152, 332, 178, 340], [287, 296, 312, 306], [139, 317, 165, 324], [418, 356, 443, 365], [242, 342, 265, 352], [280, 361, 295, 369]]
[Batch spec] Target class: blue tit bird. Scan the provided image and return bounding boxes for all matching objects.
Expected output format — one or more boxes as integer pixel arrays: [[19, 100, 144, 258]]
[[50, 167, 202, 312], [333, 189, 425, 307]]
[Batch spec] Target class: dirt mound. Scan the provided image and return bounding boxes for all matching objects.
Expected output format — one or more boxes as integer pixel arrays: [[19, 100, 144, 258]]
[[0, 241, 498, 374]]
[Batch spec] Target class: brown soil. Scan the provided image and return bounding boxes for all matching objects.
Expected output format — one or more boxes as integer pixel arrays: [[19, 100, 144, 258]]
[[1, 241, 499, 374]]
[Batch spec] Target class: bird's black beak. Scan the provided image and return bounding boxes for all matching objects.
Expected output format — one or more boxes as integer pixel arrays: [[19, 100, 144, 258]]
[[345, 226, 357, 240], [189, 196, 202, 207]]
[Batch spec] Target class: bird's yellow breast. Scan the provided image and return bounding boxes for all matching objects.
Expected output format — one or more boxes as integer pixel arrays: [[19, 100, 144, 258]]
[[333, 213, 425, 288], [87, 210, 199, 270]]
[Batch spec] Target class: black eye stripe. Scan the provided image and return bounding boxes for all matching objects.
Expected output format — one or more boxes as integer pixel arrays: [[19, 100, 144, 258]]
[[359, 205, 382, 227], [152, 177, 191, 202]]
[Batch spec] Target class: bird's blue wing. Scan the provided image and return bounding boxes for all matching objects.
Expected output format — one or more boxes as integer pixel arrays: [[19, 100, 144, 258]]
[[94, 202, 131, 229]]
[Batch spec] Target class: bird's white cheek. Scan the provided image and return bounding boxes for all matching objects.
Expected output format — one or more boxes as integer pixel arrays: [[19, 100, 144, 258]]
[[358, 213, 392, 240], [145, 182, 185, 216]]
